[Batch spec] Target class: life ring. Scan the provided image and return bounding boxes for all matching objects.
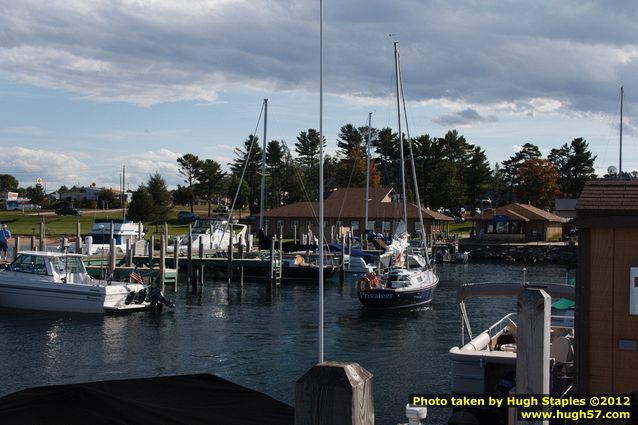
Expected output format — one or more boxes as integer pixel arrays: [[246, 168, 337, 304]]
[[357, 277, 371, 291]]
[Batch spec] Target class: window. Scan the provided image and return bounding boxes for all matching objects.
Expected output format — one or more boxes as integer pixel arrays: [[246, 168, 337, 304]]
[[383, 221, 391, 231], [351, 220, 360, 231], [291, 220, 299, 230], [9, 254, 49, 275]]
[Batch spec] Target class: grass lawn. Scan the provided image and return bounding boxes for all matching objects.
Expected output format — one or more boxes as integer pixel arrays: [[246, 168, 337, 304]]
[[0, 204, 249, 239]]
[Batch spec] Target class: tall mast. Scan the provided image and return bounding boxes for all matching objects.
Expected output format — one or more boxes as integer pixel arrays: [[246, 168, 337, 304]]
[[318, 0, 324, 364], [259, 98, 268, 230], [620, 86, 623, 177], [122, 165, 126, 219], [365, 112, 372, 231], [394, 42, 408, 223]]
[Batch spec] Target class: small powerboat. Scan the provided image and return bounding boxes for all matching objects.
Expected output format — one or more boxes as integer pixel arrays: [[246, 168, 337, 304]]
[[0, 251, 150, 314]]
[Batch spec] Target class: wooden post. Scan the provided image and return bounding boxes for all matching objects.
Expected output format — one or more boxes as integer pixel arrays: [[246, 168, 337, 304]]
[[173, 238, 179, 292], [159, 235, 166, 292], [75, 221, 82, 254], [295, 362, 374, 425], [269, 236, 276, 286], [125, 240, 132, 267], [238, 234, 244, 287], [163, 222, 169, 248], [199, 237, 204, 259], [149, 235, 155, 269], [39, 221, 45, 251], [187, 225, 193, 290], [340, 233, 346, 283], [108, 238, 116, 276], [13, 236, 20, 259], [227, 233, 234, 286], [516, 287, 551, 425], [30, 235, 36, 251]]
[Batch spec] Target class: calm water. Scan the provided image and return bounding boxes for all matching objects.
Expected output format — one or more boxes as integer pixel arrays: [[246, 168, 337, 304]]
[[0, 262, 568, 424]]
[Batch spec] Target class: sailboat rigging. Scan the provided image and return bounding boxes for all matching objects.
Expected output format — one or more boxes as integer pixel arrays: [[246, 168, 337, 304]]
[[356, 41, 439, 309]]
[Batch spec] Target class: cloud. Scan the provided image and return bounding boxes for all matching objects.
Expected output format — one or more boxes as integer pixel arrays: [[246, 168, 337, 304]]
[[0, 0, 636, 121], [433, 108, 497, 127], [0, 146, 89, 187]]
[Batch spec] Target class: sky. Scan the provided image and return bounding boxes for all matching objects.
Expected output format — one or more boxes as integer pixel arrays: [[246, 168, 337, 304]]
[[1, 0, 637, 191]]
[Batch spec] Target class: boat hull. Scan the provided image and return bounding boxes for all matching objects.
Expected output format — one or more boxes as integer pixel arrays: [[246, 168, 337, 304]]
[[0, 276, 148, 314], [357, 285, 436, 309]]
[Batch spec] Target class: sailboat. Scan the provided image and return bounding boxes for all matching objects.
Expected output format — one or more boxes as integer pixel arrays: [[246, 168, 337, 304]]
[[356, 42, 439, 309]]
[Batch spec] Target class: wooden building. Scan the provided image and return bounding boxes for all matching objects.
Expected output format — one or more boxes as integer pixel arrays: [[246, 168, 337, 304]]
[[470, 203, 564, 242], [575, 179, 638, 394], [262, 187, 452, 238]]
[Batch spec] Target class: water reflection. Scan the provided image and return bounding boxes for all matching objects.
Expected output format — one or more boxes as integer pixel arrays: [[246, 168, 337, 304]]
[[0, 262, 568, 424]]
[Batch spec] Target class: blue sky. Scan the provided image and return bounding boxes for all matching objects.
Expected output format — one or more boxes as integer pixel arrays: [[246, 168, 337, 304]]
[[1, 0, 637, 190]]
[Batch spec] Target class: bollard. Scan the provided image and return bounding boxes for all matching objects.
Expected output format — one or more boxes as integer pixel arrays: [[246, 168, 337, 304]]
[[295, 362, 374, 425]]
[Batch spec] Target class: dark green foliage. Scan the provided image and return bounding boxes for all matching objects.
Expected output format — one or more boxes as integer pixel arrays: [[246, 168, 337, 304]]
[[127, 185, 154, 222], [548, 137, 597, 198]]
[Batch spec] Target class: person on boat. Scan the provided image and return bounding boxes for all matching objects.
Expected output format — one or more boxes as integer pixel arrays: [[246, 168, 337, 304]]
[[0, 223, 11, 262]]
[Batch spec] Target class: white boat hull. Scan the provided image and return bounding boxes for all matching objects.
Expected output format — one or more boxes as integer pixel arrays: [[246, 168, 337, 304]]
[[0, 273, 148, 314]]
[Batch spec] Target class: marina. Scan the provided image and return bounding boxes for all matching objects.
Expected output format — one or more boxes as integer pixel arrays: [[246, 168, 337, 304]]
[[0, 262, 569, 424]]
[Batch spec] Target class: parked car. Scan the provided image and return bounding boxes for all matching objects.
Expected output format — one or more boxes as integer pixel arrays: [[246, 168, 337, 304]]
[[177, 211, 198, 221], [55, 206, 80, 216]]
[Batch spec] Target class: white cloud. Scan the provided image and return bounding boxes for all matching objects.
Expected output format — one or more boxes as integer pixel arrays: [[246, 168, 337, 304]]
[[0, 146, 89, 187]]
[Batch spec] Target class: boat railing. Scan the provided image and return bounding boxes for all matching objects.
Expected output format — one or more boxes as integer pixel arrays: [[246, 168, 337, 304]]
[[486, 313, 517, 339]]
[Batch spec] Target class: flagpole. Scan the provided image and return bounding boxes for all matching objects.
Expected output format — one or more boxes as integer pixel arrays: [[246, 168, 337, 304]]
[[318, 0, 324, 364]]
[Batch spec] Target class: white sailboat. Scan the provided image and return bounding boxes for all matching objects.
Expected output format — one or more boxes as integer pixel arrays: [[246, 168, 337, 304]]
[[357, 42, 438, 309]]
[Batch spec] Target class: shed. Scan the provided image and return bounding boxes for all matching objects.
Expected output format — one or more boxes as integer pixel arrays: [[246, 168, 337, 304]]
[[575, 179, 638, 394]]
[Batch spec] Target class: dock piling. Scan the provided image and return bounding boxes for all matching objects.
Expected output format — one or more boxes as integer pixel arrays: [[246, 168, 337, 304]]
[[30, 235, 36, 251], [173, 239, 179, 292], [13, 236, 20, 259], [108, 239, 116, 276], [295, 361, 374, 425], [39, 221, 45, 251], [75, 221, 82, 254], [159, 235, 166, 291]]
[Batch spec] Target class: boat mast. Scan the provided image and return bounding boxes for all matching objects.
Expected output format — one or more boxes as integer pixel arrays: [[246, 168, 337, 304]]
[[620, 86, 623, 177], [398, 57, 430, 264], [259, 98, 268, 230], [318, 0, 325, 363], [394, 42, 408, 224], [365, 112, 372, 232]]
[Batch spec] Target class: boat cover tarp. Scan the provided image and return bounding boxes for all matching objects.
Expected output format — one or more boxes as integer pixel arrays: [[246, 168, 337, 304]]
[[0, 373, 294, 425], [457, 282, 575, 304], [326, 244, 375, 263], [257, 230, 317, 253]]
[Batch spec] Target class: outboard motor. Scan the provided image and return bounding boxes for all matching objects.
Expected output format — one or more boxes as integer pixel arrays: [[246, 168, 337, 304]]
[[148, 286, 175, 312]]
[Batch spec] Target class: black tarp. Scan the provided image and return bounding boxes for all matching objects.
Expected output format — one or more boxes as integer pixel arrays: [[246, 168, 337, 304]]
[[0, 374, 294, 425]]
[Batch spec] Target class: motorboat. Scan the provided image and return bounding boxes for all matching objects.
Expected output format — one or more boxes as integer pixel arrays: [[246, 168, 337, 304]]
[[448, 281, 575, 425], [0, 251, 150, 314], [168, 217, 247, 253], [84, 219, 145, 255], [280, 255, 336, 280], [434, 239, 469, 264]]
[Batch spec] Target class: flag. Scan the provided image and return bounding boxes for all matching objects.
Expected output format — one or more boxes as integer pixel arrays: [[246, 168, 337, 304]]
[[129, 267, 143, 284]]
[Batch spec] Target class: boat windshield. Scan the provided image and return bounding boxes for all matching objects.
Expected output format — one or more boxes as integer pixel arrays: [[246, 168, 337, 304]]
[[8, 254, 49, 275], [51, 256, 86, 274]]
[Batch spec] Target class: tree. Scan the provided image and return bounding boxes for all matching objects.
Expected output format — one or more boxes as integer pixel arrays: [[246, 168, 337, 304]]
[[0, 175, 19, 192], [127, 185, 154, 222], [177, 153, 201, 213], [515, 158, 560, 209], [172, 185, 191, 206], [25, 185, 46, 207], [146, 173, 172, 221], [266, 140, 287, 209], [548, 137, 597, 198], [425, 160, 465, 210], [464, 146, 492, 208], [501, 143, 542, 202], [229, 135, 262, 214], [294, 129, 325, 200], [372, 127, 399, 188], [195, 159, 225, 217], [97, 188, 119, 209]]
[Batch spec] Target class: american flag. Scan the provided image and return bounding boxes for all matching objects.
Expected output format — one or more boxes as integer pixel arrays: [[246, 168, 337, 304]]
[[129, 267, 143, 284]]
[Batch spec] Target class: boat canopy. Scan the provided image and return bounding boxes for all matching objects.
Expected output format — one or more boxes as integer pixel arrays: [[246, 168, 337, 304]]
[[456, 282, 575, 304]]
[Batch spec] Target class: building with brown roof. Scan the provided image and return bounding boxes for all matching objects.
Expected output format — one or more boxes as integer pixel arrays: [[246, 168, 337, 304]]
[[575, 179, 638, 394], [471, 203, 564, 241], [262, 187, 452, 238]]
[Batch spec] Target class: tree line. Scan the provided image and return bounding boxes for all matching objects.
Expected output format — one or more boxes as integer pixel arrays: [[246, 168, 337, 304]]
[[0, 125, 607, 221]]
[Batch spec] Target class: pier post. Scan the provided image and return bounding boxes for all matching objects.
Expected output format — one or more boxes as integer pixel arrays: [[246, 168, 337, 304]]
[[30, 235, 36, 251], [125, 240, 132, 267], [187, 225, 193, 290], [163, 222, 169, 249], [109, 238, 116, 276], [340, 233, 346, 283], [149, 235, 155, 269], [515, 287, 551, 425], [13, 236, 20, 259], [269, 237, 276, 287], [238, 234, 244, 287], [173, 238, 179, 292], [295, 362, 374, 425], [75, 221, 82, 254], [159, 235, 166, 292], [39, 221, 45, 251], [227, 234, 234, 286]]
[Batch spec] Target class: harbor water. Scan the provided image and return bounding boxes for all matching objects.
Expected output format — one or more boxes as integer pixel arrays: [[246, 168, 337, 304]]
[[0, 262, 568, 424]]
